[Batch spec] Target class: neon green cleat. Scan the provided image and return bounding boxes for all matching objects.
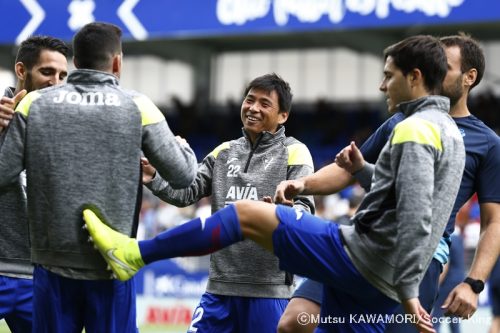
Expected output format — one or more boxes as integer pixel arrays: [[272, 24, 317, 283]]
[[82, 208, 145, 281]]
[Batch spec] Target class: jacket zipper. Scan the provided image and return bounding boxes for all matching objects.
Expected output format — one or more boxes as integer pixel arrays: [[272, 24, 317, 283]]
[[243, 134, 264, 173]]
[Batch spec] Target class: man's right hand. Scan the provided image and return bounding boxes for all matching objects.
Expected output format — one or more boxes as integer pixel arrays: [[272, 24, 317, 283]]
[[141, 157, 156, 184], [274, 179, 305, 206], [0, 90, 27, 132], [402, 298, 436, 333], [335, 141, 365, 174]]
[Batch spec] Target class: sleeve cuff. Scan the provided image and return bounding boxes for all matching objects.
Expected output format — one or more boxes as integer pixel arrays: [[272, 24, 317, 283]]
[[352, 163, 374, 191]]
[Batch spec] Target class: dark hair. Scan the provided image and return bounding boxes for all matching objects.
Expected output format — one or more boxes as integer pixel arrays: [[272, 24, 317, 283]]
[[384, 35, 447, 94], [440, 33, 485, 91], [73, 22, 122, 71], [15, 35, 68, 70], [244, 73, 293, 113]]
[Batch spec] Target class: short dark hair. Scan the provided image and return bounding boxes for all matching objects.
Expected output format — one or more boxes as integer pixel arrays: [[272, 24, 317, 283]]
[[440, 33, 485, 91], [73, 22, 122, 71], [15, 35, 69, 70], [244, 73, 293, 113], [384, 35, 447, 94]]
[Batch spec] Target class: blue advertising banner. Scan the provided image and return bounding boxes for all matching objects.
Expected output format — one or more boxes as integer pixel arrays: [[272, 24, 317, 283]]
[[134, 258, 208, 298], [2, 0, 499, 44]]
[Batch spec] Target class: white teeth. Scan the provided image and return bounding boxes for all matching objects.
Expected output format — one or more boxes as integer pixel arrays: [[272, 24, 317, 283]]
[[248, 116, 258, 121]]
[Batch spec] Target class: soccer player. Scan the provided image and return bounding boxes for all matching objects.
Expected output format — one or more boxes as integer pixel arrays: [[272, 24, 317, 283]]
[[0, 35, 68, 333], [141, 73, 315, 333], [0, 22, 197, 333], [275, 33, 500, 333], [83, 35, 464, 333]]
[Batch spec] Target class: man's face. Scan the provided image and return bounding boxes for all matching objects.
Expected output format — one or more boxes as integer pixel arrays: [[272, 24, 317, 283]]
[[240, 88, 288, 142], [379, 56, 412, 114], [23, 49, 68, 92], [442, 45, 464, 108]]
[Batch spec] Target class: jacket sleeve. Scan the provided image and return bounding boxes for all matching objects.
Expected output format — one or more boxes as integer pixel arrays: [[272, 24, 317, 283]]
[[352, 163, 375, 192], [146, 154, 214, 207], [0, 92, 37, 187], [286, 142, 315, 214], [136, 95, 197, 189], [390, 118, 439, 300]]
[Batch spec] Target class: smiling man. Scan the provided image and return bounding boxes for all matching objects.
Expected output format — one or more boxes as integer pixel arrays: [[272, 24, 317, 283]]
[[140, 73, 315, 333]]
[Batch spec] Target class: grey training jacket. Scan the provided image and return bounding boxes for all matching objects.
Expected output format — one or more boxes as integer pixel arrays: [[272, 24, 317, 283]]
[[341, 96, 465, 302], [147, 126, 315, 298], [0, 69, 198, 280]]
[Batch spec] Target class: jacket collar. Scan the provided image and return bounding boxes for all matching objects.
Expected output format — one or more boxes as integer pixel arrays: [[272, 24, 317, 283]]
[[67, 69, 119, 86], [397, 95, 450, 117], [242, 125, 286, 146]]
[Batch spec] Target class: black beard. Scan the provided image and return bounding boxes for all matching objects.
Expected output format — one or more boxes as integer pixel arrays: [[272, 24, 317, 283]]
[[443, 77, 463, 108], [24, 72, 35, 93]]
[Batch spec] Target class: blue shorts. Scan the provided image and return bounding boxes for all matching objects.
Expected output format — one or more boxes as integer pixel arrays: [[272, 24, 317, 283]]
[[32, 265, 138, 333], [272, 205, 398, 332], [292, 278, 323, 305], [187, 292, 288, 333], [0, 275, 33, 333]]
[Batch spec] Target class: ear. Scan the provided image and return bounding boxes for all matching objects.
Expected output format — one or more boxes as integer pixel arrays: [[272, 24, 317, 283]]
[[278, 111, 289, 125], [112, 53, 122, 78], [14, 62, 27, 81], [463, 68, 477, 89], [408, 68, 423, 87]]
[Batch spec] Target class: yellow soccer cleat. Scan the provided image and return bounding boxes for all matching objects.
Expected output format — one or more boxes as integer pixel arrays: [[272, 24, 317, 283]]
[[82, 208, 145, 281]]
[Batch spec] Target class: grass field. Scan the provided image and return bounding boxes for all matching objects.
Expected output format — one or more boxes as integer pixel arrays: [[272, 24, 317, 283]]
[[0, 320, 189, 333]]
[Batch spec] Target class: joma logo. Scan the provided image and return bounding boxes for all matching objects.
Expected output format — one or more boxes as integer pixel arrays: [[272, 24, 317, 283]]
[[53, 91, 121, 106]]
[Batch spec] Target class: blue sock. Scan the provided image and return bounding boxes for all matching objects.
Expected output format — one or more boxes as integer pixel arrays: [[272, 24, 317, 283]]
[[139, 204, 243, 264]]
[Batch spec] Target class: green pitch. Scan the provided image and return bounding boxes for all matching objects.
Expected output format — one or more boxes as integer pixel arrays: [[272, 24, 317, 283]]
[[0, 320, 189, 333]]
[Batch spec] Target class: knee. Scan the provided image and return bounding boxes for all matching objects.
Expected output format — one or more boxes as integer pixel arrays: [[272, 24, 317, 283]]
[[277, 313, 297, 333]]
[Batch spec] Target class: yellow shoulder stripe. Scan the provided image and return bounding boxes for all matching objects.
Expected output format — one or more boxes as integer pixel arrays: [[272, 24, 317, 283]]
[[391, 117, 442, 151], [209, 142, 230, 158], [133, 95, 165, 126], [15, 91, 41, 117], [287, 143, 314, 167]]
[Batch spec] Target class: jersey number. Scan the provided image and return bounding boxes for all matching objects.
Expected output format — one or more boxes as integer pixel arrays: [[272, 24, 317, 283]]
[[227, 165, 240, 177], [188, 307, 204, 332]]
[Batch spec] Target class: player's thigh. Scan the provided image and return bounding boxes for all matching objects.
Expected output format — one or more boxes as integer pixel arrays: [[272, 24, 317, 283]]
[[187, 292, 233, 333], [278, 296, 320, 333], [272, 205, 356, 288]]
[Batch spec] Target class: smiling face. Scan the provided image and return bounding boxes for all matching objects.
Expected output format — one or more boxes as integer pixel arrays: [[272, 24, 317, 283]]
[[21, 49, 68, 92], [379, 56, 413, 114], [240, 88, 289, 143]]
